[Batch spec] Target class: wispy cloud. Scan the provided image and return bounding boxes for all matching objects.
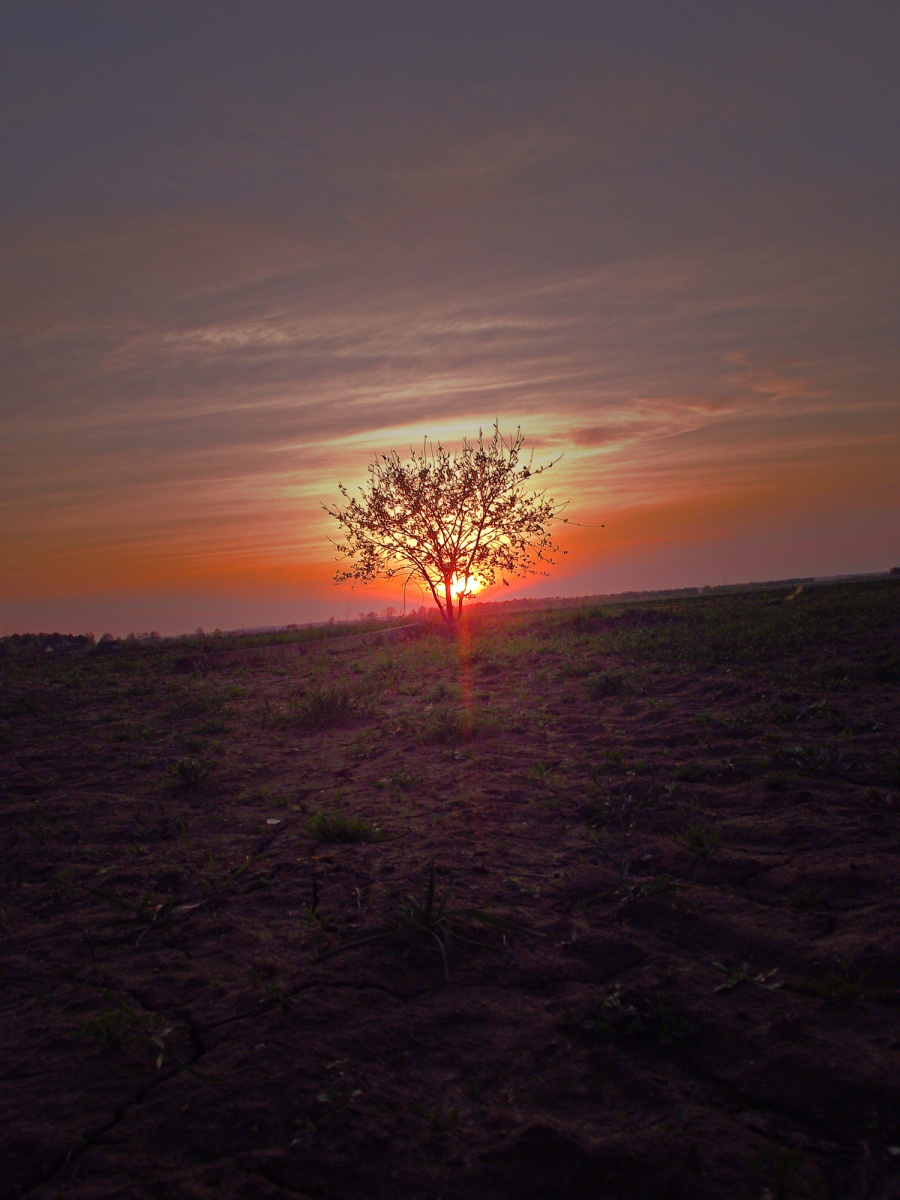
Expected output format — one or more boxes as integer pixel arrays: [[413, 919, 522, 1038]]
[[2, 4, 898, 630]]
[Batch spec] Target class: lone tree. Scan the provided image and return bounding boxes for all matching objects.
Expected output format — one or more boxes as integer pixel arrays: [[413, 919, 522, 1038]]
[[324, 425, 567, 626]]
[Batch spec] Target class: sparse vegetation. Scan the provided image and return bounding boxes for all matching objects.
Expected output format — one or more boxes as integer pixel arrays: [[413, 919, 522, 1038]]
[[264, 682, 378, 730], [173, 755, 213, 788], [712, 960, 783, 993], [2, 576, 898, 1198], [303, 811, 386, 843], [575, 984, 698, 1046], [78, 991, 202, 1076], [321, 864, 524, 980], [680, 821, 722, 858]]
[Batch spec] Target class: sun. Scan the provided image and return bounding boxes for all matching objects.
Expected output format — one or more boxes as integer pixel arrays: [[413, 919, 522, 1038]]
[[449, 573, 484, 599]]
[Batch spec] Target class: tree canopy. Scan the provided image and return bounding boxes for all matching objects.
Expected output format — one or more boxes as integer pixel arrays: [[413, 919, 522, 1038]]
[[324, 425, 567, 625]]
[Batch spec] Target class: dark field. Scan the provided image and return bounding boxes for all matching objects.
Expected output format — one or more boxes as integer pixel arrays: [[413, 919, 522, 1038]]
[[2, 580, 899, 1199]]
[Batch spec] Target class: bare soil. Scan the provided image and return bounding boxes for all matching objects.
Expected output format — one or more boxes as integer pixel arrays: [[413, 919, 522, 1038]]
[[2, 580, 899, 1199]]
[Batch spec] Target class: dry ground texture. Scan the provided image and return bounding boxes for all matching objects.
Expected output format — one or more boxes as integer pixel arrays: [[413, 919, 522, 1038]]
[[2, 579, 899, 1200]]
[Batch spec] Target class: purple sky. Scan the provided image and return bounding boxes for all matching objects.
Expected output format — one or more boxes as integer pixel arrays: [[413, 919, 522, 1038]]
[[1, 2, 898, 634]]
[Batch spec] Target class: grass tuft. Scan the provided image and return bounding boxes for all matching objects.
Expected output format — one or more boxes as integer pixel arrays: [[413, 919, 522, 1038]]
[[173, 756, 213, 788], [320, 865, 526, 980], [304, 811, 387, 843], [268, 683, 378, 730]]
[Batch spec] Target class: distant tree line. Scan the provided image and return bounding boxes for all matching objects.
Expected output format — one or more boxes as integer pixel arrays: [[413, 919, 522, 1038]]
[[0, 632, 97, 658], [463, 577, 831, 616], [3, 572, 892, 657]]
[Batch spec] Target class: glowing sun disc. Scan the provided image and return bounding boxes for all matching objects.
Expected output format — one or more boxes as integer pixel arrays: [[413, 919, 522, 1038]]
[[450, 574, 484, 598]]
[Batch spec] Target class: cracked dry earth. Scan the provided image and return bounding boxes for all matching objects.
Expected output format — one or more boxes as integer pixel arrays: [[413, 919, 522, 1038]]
[[2, 579, 899, 1200]]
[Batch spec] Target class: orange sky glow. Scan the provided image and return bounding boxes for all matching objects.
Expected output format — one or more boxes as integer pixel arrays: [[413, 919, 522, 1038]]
[[1, 5, 898, 635]]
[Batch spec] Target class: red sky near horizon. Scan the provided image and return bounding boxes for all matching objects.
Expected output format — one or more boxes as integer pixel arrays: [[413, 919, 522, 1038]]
[[1, 3, 898, 636]]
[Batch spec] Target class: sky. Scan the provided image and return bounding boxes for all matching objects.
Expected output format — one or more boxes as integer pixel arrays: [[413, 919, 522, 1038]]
[[2, 1, 898, 635]]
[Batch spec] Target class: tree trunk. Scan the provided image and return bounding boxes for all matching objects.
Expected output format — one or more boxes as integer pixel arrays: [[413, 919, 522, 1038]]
[[442, 579, 457, 627]]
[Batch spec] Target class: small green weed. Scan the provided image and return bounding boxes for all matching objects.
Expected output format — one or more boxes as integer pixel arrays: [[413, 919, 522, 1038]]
[[303, 812, 387, 844], [424, 679, 461, 703], [505, 875, 542, 898], [420, 704, 476, 743], [285, 683, 376, 730], [24, 803, 55, 842], [79, 1005, 133, 1048], [79, 992, 203, 1076], [83, 884, 188, 943], [527, 761, 556, 784], [178, 823, 261, 902], [238, 785, 294, 808], [791, 744, 851, 778], [199, 715, 228, 735], [770, 700, 802, 723], [595, 845, 678, 903], [584, 773, 644, 828], [173, 756, 213, 788], [35, 867, 78, 906], [320, 865, 524, 981], [680, 822, 721, 858], [578, 985, 698, 1046], [377, 769, 424, 792], [810, 958, 868, 1005], [601, 747, 625, 770], [628, 872, 678, 902], [347, 732, 377, 759], [712, 960, 782, 993]]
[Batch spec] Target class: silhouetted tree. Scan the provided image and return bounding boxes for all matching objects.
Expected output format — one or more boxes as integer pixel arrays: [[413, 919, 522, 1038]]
[[324, 425, 567, 626]]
